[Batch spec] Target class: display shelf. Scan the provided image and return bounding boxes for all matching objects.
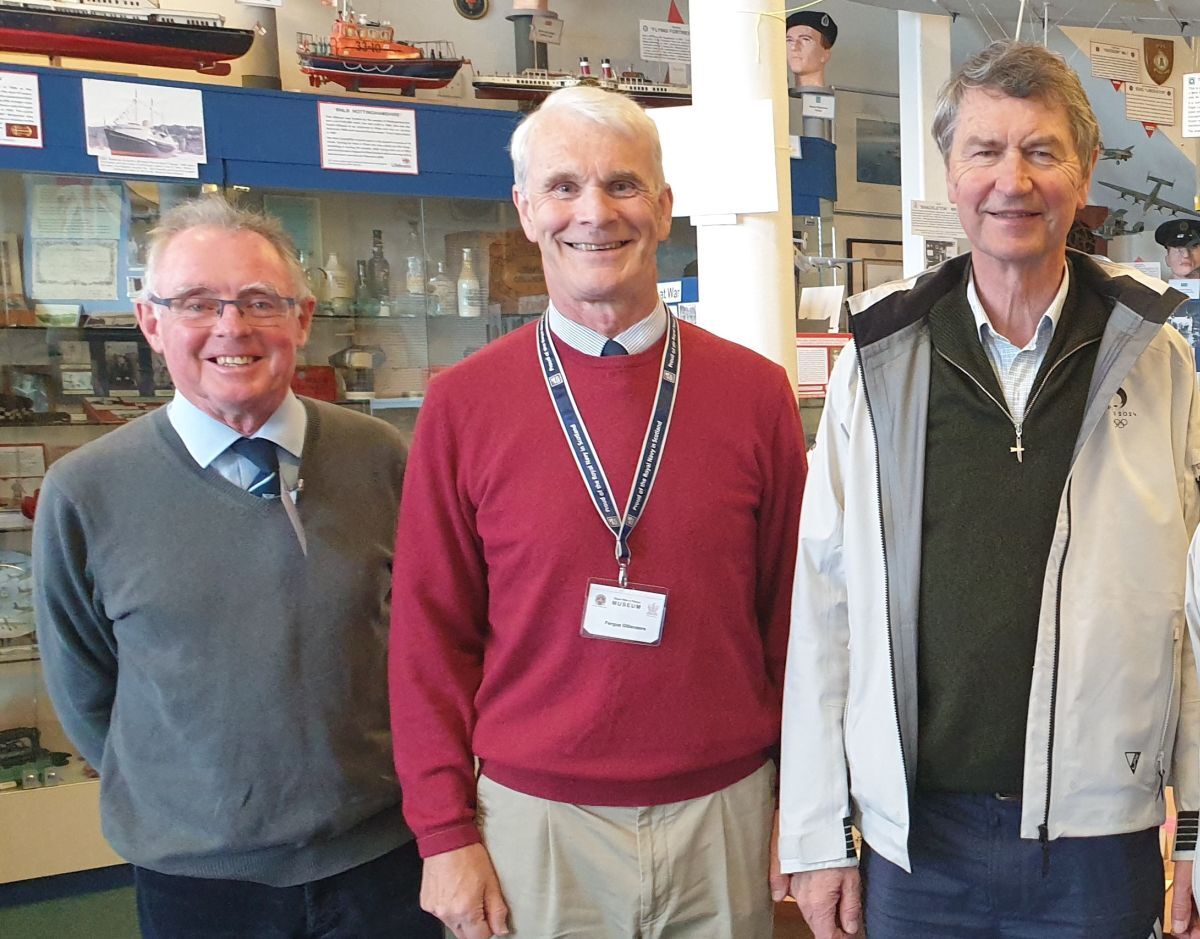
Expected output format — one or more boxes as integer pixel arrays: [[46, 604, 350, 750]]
[[369, 396, 425, 410]]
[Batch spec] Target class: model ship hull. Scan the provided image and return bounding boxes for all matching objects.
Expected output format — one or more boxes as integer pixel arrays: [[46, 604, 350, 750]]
[[0, 7, 254, 74], [472, 74, 690, 108], [299, 53, 463, 91]]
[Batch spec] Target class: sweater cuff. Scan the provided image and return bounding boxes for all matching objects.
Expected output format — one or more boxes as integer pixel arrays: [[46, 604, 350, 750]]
[[416, 823, 482, 859]]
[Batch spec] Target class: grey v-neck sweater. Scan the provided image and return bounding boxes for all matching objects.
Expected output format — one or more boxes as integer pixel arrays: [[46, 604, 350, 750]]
[[34, 399, 409, 886]]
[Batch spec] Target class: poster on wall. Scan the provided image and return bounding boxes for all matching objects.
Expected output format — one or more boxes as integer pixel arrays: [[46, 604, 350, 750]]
[[31, 241, 118, 301], [1125, 83, 1174, 134], [796, 334, 852, 399], [909, 200, 966, 240], [640, 20, 690, 63], [1183, 73, 1200, 137], [81, 79, 205, 178], [317, 102, 418, 174], [1090, 41, 1140, 88], [30, 180, 121, 240], [27, 178, 123, 303], [0, 71, 41, 149]]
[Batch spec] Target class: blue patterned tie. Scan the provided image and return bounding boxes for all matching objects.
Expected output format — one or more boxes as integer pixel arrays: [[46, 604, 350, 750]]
[[600, 338, 627, 356], [229, 437, 280, 498]]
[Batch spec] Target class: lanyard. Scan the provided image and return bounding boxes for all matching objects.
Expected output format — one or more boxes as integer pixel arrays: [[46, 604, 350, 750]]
[[537, 311, 680, 587]]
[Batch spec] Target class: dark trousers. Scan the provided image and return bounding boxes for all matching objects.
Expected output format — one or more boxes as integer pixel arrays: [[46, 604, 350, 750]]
[[134, 840, 443, 939], [862, 791, 1164, 939]]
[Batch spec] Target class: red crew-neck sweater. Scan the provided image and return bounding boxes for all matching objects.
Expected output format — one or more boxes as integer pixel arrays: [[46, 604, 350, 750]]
[[390, 319, 806, 858]]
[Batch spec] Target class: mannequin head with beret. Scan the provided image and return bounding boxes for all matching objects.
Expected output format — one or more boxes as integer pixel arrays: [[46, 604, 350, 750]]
[[786, 10, 837, 87]]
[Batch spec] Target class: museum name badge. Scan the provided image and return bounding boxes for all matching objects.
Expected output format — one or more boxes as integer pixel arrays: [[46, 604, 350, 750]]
[[581, 580, 668, 646]]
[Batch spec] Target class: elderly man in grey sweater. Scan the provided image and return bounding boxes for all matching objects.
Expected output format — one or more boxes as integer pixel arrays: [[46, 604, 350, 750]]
[[33, 197, 439, 938]]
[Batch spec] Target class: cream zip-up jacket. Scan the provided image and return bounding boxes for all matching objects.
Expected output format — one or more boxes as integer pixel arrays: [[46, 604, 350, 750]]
[[780, 251, 1200, 874]]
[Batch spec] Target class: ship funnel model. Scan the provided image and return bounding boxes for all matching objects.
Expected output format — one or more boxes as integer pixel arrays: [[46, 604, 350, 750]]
[[0, 0, 255, 75], [297, 0, 467, 94]]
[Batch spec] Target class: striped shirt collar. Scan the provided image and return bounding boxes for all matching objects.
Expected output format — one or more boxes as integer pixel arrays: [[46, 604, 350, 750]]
[[167, 389, 306, 469], [967, 263, 1069, 350], [546, 301, 667, 356]]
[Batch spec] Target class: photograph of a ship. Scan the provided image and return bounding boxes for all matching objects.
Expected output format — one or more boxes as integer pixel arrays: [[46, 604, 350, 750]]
[[82, 78, 205, 163]]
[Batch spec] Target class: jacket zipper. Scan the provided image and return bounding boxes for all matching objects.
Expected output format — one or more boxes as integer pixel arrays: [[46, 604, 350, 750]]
[[936, 337, 1098, 876], [1039, 480, 1070, 876], [935, 338, 1098, 444], [852, 345, 908, 791], [1155, 623, 1183, 802]]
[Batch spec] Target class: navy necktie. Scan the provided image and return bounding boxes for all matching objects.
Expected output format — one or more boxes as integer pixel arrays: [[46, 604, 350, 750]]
[[600, 338, 628, 356], [229, 437, 280, 498]]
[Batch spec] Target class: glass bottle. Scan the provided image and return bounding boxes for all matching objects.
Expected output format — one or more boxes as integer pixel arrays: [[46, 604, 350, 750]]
[[457, 247, 484, 318], [324, 253, 353, 315], [404, 222, 426, 295], [367, 229, 390, 301], [354, 259, 374, 316], [298, 248, 325, 308], [428, 260, 455, 316]]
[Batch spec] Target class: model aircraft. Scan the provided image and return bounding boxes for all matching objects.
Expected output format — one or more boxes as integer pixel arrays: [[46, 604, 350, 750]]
[[1091, 208, 1144, 240], [1097, 175, 1200, 220], [1099, 145, 1133, 164]]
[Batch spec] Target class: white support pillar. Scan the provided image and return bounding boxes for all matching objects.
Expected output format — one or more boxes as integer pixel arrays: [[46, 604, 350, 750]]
[[898, 12, 953, 278], [689, 0, 796, 385]]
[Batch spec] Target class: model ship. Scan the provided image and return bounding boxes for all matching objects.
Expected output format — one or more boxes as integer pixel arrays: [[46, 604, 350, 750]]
[[473, 57, 691, 108], [0, 0, 255, 76], [297, 1, 466, 94]]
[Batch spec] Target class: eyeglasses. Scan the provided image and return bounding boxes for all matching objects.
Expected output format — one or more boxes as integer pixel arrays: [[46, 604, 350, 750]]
[[147, 293, 297, 328]]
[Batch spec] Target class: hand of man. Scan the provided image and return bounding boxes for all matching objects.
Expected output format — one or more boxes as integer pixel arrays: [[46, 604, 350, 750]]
[[1172, 858, 1200, 938], [769, 808, 789, 901], [420, 843, 510, 939], [788, 867, 862, 939]]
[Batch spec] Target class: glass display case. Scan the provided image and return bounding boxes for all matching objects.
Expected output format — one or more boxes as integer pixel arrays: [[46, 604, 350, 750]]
[[0, 69, 697, 879], [0, 169, 542, 880]]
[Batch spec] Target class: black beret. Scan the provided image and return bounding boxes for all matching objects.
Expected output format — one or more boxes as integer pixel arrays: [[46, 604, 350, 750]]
[[785, 10, 837, 47], [1155, 217, 1200, 248]]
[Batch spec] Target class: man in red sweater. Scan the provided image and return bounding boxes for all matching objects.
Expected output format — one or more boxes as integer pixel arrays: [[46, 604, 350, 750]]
[[390, 85, 806, 939]]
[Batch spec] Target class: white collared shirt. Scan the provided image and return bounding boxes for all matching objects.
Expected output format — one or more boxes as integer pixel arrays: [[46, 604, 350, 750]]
[[967, 265, 1069, 420], [167, 390, 306, 498], [546, 301, 667, 355]]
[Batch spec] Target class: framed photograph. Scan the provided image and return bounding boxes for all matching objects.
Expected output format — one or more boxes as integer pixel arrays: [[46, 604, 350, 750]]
[[60, 368, 94, 395], [834, 90, 902, 217], [4, 365, 53, 412], [847, 239, 904, 295], [102, 341, 141, 396], [33, 303, 82, 327], [0, 442, 45, 519]]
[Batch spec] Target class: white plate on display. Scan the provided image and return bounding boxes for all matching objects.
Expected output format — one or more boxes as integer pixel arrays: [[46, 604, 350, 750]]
[[0, 550, 33, 639]]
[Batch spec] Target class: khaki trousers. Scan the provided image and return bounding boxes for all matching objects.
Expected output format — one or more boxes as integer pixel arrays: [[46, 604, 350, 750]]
[[476, 762, 776, 939]]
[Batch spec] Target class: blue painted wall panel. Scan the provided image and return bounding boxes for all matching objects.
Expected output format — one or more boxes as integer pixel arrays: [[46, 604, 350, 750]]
[[0, 63, 519, 197]]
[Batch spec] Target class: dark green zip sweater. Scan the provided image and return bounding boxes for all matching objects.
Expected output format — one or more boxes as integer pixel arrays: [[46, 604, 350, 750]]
[[916, 264, 1110, 794]]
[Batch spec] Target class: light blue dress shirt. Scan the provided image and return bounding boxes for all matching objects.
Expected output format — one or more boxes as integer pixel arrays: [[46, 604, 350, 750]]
[[967, 265, 1069, 420], [167, 390, 306, 499]]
